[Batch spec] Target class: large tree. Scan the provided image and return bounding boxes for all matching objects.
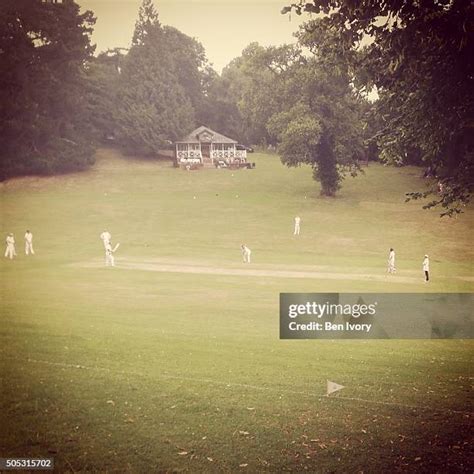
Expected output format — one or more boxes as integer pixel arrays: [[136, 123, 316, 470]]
[[213, 40, 364, 195], [116, 0, 212, 155], [116, 1, 192, 154], [84, 49, 125, 142], [284, 0, 474, 215], [267, 57, 364, 196], [198, 67, 247, 143], [0, 0, 96, 178], [162, 25, 210, 121], [225, 43, 304, 145]]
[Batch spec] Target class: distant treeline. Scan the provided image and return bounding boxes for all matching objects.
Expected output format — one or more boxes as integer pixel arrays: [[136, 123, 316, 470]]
[[0, 0, 472, 213]]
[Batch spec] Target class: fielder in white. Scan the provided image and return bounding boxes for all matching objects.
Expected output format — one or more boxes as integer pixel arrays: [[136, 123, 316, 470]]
[[25, 230, 34, 255], [100, 230, 111, 249], [241, 244, 251, 263], [294, 216, 301, 235], [4, 233, 16, 259], [105, 241, 120, 267], [423, 254, 430, 282], [387, 248, 396, 273]]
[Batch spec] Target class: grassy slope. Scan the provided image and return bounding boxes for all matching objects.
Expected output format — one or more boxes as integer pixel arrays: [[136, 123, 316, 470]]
[[1, 149, 472, 472]]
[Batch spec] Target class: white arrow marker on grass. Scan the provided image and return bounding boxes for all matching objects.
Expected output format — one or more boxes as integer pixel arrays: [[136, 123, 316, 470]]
[[327, 380, 345, 396]]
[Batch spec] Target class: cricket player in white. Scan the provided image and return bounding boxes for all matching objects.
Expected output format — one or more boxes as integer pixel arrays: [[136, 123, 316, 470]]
[[241, 244, 251, 263], [25, 230, 34, 255], [4, 233, 16, 259], [294, 216, 301, 235], [100, 230, 111, 249], [423, 255, 430, 282], [105, 242, 115, 267], [387, 248, 396, 273]]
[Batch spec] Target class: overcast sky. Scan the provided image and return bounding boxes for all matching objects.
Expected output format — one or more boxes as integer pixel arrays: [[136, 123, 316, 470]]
[[77, 0, 307, 73]]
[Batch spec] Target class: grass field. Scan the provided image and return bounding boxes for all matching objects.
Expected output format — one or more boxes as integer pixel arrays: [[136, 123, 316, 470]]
[[1, 148, 473, 472]]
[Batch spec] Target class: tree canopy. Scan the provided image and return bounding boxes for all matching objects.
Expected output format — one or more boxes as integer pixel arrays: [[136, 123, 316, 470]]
[[0, 0, 96, 178], [217, 40, 365, 196], [284, 0, 474, 215], [0, 0, 215, 175], [114, 0, 214, 155], [115, 1, 192, 154], [84, 49, 125, 141], [270, 55, 364, 196]]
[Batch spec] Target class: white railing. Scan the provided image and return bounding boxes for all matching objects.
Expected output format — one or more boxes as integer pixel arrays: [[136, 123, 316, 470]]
[[177, 150, 202, 161], [210, 150, 246, 160], [176, 148, 247, 162]]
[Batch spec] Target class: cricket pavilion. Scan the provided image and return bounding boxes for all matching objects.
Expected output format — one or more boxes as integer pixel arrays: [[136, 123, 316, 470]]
[[175, 126, 250, 169]]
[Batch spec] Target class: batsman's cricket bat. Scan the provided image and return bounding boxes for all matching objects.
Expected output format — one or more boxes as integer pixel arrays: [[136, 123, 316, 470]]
[[113, 243, 120, 252]]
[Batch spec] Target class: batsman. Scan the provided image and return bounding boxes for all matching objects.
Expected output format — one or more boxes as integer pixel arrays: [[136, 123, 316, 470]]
[[105, 241, 120, 267]]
